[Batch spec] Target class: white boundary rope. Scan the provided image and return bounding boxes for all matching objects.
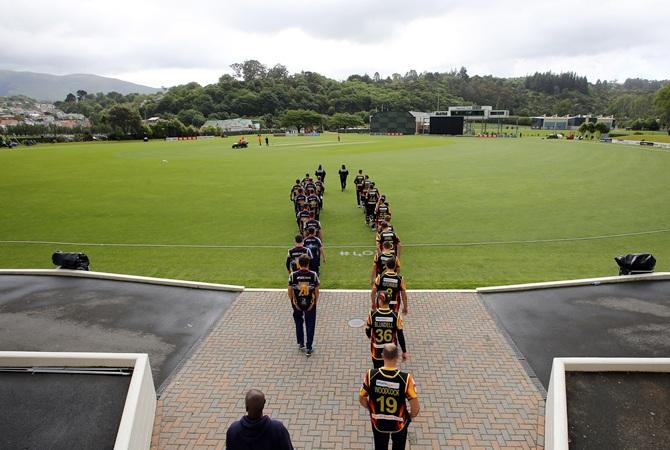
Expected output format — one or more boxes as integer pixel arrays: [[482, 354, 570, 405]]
[[1, 228, 668, 250]]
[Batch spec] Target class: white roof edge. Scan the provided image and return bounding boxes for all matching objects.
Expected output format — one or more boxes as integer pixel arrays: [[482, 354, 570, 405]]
[[0, 269, 244, 292], [3, 270, 669, 294], [476, 272, 670, 293]]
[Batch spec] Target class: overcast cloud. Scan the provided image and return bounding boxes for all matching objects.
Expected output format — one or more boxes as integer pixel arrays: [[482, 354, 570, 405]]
[[1, 0, 668, 87]]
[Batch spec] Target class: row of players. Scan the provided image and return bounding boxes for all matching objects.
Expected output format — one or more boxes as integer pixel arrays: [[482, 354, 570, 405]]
[[352, 170, 393, 229], [290, 173, 325, 223], [284, 168, 417, 447], [355, 174, 420, 449], [285, 169, 327, 357], [354, 173, 410, 369], [352, 173, 420, 450]]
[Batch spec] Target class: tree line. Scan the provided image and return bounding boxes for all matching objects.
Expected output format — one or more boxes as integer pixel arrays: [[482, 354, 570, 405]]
[[50, 60, 670, 138]]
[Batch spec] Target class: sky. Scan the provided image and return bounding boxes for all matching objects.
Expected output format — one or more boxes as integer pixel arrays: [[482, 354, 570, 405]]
[[1, 0, 669, 88]]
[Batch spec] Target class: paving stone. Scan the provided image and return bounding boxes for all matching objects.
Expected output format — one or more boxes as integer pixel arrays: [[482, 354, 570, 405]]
[[152, 291, 544, 449]]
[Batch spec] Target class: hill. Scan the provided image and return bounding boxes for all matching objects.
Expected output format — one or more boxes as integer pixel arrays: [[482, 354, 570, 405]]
[[0, 70, 161, 101]]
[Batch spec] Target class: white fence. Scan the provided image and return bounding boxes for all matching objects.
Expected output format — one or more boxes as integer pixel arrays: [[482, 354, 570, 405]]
[[612, 138, 670, 149]]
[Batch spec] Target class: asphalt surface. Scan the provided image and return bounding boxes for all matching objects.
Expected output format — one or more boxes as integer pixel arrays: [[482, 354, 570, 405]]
[[0, 274, 238, 391], [566, 371, 670, 449], [0, 372, 130, 450], [481, 280, 670, 388]]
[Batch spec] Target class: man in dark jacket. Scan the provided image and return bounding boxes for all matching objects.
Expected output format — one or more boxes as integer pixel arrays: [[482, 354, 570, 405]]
[[338, 164, 349, 191], [226, 389, 294, 450]]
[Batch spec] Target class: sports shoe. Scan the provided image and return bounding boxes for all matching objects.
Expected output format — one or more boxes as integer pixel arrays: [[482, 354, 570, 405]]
[[305, 348, 313, 357], [298, 344, 305, 352]]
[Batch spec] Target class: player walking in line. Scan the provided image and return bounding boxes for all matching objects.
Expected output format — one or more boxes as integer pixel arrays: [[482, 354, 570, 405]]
[[293, 188, 307, 215], [354, 170, 365, 206], [376, 222, 401, 256], [286, 235, 312, 274], [359, 344, 419, 450], [315, 164, 326, 183], [303, 210, 323, 241], [306, 189, 321, 220], [288, 255, 320, 356], [290, 179, 302, 203], [365, 293, 408, 368], [338, 164, 349, 191], [297, 205, 312, 233], [365, 182, 380, 227], [303, 227, 325, 275], [371, 258, 408, 315], [370, 241, 399, 284], [301, 174, 315, 195], [315, 176, 325, 197]]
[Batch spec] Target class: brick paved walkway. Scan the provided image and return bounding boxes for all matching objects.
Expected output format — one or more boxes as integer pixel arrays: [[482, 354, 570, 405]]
[[152, 291, 544, 449]]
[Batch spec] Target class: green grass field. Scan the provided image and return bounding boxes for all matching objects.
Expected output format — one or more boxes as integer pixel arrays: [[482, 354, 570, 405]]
[[1, 133, 669, 288]]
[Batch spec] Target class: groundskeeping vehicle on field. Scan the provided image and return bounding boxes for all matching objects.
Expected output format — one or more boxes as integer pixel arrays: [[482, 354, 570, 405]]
[[232, 139, 248, 149]]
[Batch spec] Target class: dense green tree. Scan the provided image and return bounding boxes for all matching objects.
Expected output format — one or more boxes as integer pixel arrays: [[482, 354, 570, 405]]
[[328, 112, 364, 129], [230, 60, 267, 81], [267, 64, 289, 80], [177, 109, 206, 127], [594, 122, 610, 134], [258, 113, 275, 129], [200, 125, 220, 136], [630, 118, 659, 131], [102, 104, 143, 137], [44, 60, 669, 136], [608, 93, 654, 120], [280, 109, 323, 131], [148, 118, 187, 138], [525, 71, 588, 95], [654, 84, 670, 127], [578, 122, 596, 135]]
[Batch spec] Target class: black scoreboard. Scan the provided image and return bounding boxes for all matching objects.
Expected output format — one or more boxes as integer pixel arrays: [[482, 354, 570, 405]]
[[429, 116, 464, 135]]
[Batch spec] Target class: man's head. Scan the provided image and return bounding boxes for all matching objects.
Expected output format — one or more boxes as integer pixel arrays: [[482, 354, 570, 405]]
[[386, 257, 397, 271], [382, 241, 393, 252], [382, 343, 399, 363], [309, 210, 315, 218], [295, 179, 300, 184], [298, 188, 304, 194], [305, 173, 310, 178], [358, 169, 363, 174], [245, 389, 266, 419], [295, 234, 303, 244], [380, 221, 389, 230], [306, 227, 316, 237], [298, 254, 310, 268], [342, 164, 346, 169]]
